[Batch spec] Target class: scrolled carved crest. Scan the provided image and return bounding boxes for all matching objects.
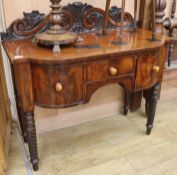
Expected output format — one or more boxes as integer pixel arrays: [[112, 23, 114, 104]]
[[1, 11, 48, 40], [1, 2, 134, 41]]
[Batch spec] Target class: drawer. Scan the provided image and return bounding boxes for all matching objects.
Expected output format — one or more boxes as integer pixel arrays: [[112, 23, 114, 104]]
[[87, 56, 134, 82], [135, 52, 159, 90], [31, 64, 83, 108]]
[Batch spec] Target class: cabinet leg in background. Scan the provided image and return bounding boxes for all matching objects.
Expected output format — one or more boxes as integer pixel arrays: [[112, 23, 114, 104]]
[[123, 88, 130, 116], [144, 83, 161, 135], [25, 112, 39, 171], [120, 84, 130, 116], [130, 91, 143, 112]]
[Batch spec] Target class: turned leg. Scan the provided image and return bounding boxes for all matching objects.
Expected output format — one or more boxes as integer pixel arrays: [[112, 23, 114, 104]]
[[15, 93, 28, 143], [123, 88, 130, 116], [144, 84, 161, 135], [25, 112, 39, 171]]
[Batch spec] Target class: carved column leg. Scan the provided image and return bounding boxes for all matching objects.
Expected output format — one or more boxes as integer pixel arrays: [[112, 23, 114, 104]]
[[144, 83, 161, 135], [25, 112, 39, 171], [15, 92, 28, 143]]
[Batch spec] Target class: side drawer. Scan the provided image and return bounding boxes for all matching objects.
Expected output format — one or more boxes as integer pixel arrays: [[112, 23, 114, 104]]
[[31, 64, 84, 108], [87, 56, 134, 82], [135, 52, 159, 90]]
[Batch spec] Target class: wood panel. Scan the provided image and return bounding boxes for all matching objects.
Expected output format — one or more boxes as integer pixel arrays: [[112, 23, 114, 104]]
[[135, 52, 159, 90], [0, 45, 11, 175], [31, 64, 84, 108], [87, 56, 134, 82]]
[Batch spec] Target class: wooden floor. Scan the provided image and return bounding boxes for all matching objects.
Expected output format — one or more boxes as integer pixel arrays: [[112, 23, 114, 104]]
[[7, 79, 177, 175]]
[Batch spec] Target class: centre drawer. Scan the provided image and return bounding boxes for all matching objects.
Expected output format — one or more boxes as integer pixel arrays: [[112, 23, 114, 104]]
[[31, 64, 83, 108], [87, 56, 134, 82]]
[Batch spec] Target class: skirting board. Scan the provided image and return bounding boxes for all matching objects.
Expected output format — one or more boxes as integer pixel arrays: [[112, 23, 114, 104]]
[[35, 101, 124, 134]]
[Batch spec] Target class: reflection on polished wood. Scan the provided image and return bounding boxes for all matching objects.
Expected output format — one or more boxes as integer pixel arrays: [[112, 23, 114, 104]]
[[3, 30, 168, 64]]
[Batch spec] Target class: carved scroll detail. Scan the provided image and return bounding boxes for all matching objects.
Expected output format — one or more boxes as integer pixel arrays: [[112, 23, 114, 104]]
[[1, 2, 134, 40], [1, 11, 50, 40]]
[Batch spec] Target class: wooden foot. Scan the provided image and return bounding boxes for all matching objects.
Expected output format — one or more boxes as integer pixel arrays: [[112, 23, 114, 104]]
[[144, 84, 161, 135], [146, 125, 153, 135], [31, 159, 39, 171], [123, 108, 129, 116], [25, 112, 39, 171]]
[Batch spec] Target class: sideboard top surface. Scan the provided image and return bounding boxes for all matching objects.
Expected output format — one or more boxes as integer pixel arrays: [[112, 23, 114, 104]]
[[3, 29, 168, 65]]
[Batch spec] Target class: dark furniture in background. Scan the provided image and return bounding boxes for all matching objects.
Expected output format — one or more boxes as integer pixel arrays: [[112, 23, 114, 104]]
[[139, 0, 177, 80], [1, 2, 170, 171], [163, 0, 177, 67]]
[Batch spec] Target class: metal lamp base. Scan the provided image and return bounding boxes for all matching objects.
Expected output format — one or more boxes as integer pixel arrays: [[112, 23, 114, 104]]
[[36, 32, 78, 53]]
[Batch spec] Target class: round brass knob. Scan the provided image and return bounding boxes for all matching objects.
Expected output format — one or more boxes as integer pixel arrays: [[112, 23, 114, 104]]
[[153, 66, 160, 73], [55, 82, 63, 92], [109, 67, 118, 76]]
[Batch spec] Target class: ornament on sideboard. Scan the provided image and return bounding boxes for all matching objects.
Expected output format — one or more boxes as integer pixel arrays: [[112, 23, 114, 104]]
[[147, 0, 159, 42], [102, 0, 138, 43], [98, 0, 137, 37], [151, 0, 157, 41], [35, 0, 78, 53], [102, 0, 111, 36], [112, 0, 127, 45]]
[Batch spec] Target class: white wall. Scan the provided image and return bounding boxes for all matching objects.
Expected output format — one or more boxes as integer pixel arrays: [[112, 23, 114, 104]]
[[0, 0, 19, 126], [3, 0, 136, 28], [0, 0, 4, 32]]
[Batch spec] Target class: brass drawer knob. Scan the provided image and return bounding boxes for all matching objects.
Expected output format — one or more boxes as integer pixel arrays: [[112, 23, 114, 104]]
[[109, 66, 118, 76], [153, 66, 160, 73], [55, 82, 63, 92]]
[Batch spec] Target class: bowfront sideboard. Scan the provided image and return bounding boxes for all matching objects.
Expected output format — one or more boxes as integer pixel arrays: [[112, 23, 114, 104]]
[[1, 2, 170, 171]]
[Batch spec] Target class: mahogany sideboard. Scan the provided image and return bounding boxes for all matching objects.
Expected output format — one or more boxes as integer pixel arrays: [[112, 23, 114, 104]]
[[1, 2, 170, 171]]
